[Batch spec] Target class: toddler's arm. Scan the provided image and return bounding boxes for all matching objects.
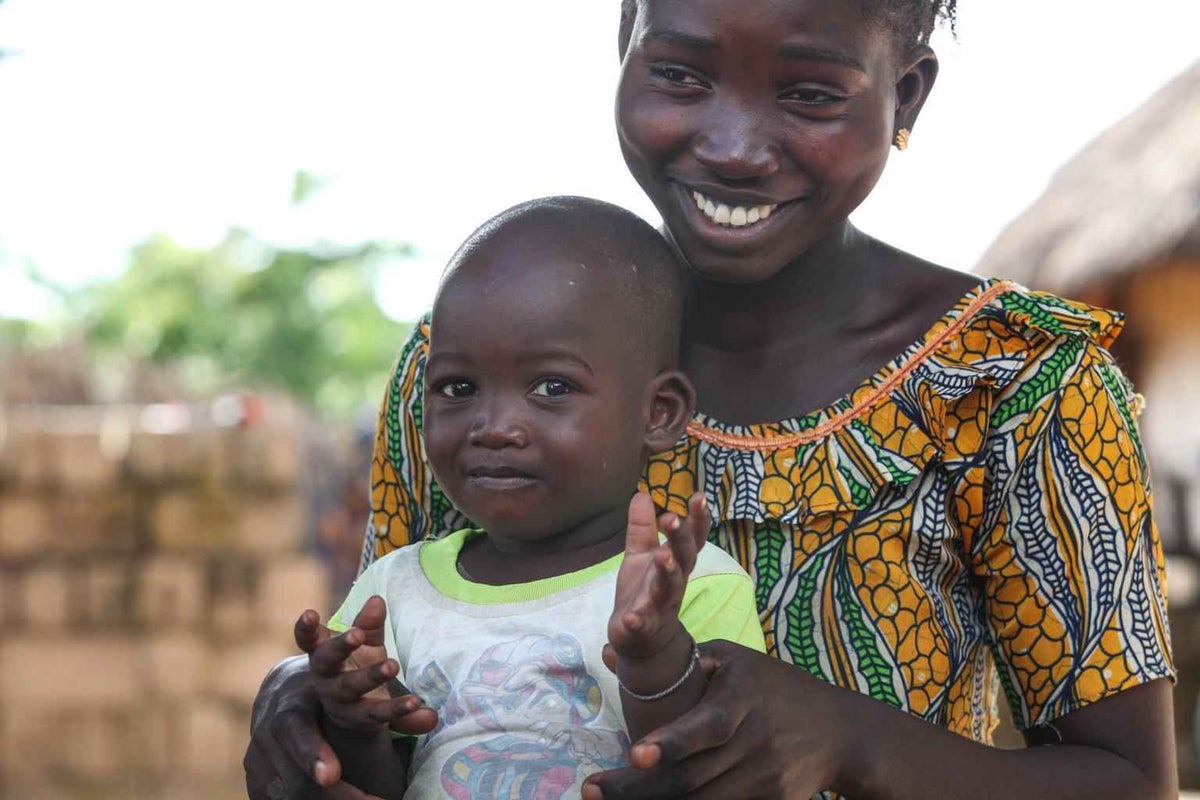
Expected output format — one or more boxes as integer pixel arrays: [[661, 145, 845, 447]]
[[609, 492, 711, 749], [295, 596, 437, 799]]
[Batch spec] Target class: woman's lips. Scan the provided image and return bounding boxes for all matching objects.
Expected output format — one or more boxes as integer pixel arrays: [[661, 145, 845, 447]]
[[673, 182, 805, 250], [690, 189, 777, 227]]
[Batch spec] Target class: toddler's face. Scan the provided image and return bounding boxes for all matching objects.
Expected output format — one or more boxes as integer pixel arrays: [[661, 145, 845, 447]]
[[423, 249, 653, 544], [615, 0, 902, 283]]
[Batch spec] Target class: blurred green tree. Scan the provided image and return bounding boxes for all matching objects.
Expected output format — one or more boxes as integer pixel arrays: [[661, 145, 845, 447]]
[[77, 227, 412, 417]]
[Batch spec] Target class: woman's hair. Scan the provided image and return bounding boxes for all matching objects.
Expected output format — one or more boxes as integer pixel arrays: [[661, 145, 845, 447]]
[[618, 1, 957, 49], [870, 0, 957, 46]]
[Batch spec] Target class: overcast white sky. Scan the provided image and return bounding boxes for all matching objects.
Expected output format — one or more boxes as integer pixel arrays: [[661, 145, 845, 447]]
[[1, 1, 1197, 322]]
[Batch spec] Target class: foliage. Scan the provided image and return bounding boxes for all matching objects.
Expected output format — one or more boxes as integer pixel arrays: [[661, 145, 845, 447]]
[[76, 228, 413, 418]]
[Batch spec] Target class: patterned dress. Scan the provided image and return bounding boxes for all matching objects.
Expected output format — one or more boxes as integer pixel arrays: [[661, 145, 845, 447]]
[[362, 278, 1174, 752]]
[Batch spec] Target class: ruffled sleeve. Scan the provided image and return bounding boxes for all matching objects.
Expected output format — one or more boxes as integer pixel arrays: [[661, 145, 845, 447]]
[[643, 280, 1049, 524], [964, 290, 1175, 728], [360, 314, 469, 571]]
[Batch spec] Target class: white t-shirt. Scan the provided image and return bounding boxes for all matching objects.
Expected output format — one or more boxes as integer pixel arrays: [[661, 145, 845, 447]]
[[332, 529, 764, 800]]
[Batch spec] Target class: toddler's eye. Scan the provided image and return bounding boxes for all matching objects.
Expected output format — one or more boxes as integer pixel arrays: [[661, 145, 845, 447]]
[[438, 380, 476, 399], [531, 379, 572, 398]]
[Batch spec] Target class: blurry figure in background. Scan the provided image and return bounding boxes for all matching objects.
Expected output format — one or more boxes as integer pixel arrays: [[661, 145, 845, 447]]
[[291, 198, 763, 798], [313, 415, 377, 604]]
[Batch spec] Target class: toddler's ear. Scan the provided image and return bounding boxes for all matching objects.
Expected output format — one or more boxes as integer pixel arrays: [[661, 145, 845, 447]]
[[644, 370, 696, 454]]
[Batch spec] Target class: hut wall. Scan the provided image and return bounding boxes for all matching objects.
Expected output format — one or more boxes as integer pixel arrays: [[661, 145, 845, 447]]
[[0, 402, 332, 800], [1126, 263, 1200, 555]]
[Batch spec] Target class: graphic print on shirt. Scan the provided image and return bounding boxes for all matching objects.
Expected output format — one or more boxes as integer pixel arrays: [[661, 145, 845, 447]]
[[407, 633, 629, 800]]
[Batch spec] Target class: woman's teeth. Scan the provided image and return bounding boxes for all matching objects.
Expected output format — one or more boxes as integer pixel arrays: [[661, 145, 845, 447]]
[[693, 191, 776, 227]]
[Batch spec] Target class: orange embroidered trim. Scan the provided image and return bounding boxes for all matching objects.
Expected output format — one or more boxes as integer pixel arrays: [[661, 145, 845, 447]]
[[686, 280, 1016, 451]]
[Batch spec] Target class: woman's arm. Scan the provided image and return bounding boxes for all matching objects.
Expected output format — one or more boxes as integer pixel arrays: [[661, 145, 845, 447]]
[[246, 317, 446, 799], [245, 654, 355, 799], [840, 675, 1176, 798], [304, 599, 434, 800], [584, 643, 1175, 799]]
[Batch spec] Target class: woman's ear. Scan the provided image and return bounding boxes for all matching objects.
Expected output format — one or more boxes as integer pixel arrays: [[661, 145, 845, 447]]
[[894, 44, 939, 137], [644, 370, 696, 454]]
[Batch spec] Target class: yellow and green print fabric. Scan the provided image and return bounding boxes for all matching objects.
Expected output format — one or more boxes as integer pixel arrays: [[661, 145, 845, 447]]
[[363, 278, 1174, 745]]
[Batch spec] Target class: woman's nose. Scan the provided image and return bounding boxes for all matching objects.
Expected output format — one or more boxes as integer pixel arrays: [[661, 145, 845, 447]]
[[467, 401, 530, 449], [692, 104, 781, 180]]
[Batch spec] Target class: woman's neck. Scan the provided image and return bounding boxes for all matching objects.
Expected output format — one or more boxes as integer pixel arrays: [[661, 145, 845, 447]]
[[683, 221, 877, 355], [678, 222, 981, 425]]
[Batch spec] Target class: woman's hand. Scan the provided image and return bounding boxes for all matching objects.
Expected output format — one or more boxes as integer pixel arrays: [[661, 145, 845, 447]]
[[585, 642, 1178, 800], [245, 653, 386, 800], [586, 639, 848, 799], [243, 598, 437, 800]]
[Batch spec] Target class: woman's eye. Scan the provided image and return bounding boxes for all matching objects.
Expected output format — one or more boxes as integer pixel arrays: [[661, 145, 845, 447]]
[[783, 87, 843, 106], [438, 380, 476, 399], [531, 379, 572, 398], [650, 64, 705, 88]]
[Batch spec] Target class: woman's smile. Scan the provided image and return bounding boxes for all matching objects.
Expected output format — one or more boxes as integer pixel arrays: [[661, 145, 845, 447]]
[[672, 181, 809, 253]]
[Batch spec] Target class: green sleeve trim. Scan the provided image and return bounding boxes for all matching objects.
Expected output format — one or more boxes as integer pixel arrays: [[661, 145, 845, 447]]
[[680, 572, 766, 652]]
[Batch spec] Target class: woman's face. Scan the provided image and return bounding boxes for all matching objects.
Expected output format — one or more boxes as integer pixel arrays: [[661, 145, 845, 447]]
[[616, 0, 914, 284]]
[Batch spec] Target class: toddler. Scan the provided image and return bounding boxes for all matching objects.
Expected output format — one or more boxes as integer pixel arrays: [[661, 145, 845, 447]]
[[295, 196, 764, 799]]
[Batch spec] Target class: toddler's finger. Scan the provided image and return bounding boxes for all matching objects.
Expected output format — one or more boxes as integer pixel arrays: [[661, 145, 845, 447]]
[[327, 658, 400, 704], [625, 492, 660, 553], [663, 518, 700, 578], [357, 693, 422, 725], [601, 642, 618, 673], [350, 595, 389, 647], [654, 547, 686, 605], [388, 704, 440, 736], [293, 609, 331, 654], [309, 628, 365, 677]]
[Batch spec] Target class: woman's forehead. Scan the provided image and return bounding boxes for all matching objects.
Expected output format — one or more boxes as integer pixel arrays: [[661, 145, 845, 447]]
[[634, 0, 873, 34], [628, 0, 892, 72]]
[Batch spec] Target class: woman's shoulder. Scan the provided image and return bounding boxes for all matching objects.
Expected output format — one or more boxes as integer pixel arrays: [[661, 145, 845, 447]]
[[891, 277, 1126, 407], [948, 278, 1124, 362], [644, 277, 1131, 522]]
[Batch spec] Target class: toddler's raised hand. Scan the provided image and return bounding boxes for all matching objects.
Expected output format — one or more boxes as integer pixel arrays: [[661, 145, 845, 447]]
[[609, 492, 709, 659], [294, 595, 436, 736]]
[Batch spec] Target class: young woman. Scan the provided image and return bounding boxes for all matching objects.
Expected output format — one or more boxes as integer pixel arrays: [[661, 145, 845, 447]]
[[246, 2, 1177, 797]]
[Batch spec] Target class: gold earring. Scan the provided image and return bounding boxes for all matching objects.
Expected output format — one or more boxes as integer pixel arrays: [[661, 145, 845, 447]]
[[894, 128, 910, 151]]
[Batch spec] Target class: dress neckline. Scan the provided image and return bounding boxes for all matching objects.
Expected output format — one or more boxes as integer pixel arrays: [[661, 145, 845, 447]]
[[685, 278, 1013, 451]]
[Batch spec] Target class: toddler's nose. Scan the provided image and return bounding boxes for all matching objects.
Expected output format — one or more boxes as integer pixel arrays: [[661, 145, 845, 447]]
[[467, 400, 530, 449]]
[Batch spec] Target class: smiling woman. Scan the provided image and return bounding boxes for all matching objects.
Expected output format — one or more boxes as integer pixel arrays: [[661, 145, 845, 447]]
[[244, 2, 1181, 798]]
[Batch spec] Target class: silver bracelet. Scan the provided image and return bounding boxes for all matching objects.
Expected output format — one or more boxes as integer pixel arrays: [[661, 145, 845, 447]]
[[618, 643, 701, 702]]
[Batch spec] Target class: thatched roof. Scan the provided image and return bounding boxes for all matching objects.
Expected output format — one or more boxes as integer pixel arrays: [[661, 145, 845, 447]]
[[975, 60, 1200, 292]]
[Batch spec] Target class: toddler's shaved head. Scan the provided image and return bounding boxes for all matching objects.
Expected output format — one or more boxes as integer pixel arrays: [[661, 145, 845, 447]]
[[436, 196, 684, 370]]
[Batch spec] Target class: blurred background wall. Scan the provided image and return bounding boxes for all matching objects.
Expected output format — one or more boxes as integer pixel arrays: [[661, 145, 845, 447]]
[[0, 1, 1197, 797]]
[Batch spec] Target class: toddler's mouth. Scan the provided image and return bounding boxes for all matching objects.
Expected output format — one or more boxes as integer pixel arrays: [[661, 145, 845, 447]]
[[466, 465, 538, 489]]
